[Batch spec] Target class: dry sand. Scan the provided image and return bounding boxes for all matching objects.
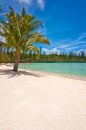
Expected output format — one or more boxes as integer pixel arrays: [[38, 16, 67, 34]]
[[0, 64, 86, 130]]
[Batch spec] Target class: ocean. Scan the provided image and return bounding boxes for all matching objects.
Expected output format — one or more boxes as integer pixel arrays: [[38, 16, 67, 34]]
[[19, 63, 86, 77]]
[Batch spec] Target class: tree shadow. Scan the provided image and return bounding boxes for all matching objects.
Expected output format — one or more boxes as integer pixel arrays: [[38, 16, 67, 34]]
[[0, 69, 44, 78]]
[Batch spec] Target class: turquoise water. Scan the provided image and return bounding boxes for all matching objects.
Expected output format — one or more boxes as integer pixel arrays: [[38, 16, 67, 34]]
[[19, 63, 86, 77]]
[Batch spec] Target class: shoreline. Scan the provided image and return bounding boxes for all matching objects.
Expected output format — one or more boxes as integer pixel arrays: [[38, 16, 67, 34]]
[[21, 68, 86, 81], [1, 63, 86, 81], [18, 68, 86, 81]]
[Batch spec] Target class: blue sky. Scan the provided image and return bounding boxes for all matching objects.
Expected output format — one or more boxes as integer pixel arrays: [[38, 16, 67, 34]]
[[1, 0, 86, 54]]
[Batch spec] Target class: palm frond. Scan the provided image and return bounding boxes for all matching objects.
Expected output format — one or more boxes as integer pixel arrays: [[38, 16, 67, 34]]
[[22, 7, 26, 16], [27, 45, 40, 55], [0, 4, 2, 12], [0, 41, 7, 46], [26, 32, 50, 45], [0, 6, 50, 61]]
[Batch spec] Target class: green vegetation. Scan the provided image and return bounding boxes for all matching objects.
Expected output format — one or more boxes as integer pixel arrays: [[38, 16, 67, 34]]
[[0, 50, 85, 63], [0, 4, 2, 12], [19, 51, 86, 62], [0, 7, 50, 71]]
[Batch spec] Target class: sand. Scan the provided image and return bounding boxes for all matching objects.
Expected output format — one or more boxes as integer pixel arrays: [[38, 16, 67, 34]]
[[0, 64, 86, 130]]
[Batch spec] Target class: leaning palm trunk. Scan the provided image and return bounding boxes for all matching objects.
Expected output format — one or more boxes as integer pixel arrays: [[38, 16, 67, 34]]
[[13, 52, 20, 71]]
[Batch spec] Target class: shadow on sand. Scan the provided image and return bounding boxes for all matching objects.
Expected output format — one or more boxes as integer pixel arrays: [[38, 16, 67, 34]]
[[0, 69, 43, 78]]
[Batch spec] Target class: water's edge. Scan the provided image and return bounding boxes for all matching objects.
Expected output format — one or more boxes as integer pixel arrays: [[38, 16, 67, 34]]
[[8, 63, 86, 81], [19, 67, 86, 81]]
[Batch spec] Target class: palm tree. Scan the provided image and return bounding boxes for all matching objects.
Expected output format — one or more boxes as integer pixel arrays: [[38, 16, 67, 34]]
[[0, 4, 2, 12], [0, 7, 50, 71]]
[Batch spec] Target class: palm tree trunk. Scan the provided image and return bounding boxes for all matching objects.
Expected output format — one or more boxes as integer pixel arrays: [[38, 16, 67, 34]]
[[13, 52, 20, 72]]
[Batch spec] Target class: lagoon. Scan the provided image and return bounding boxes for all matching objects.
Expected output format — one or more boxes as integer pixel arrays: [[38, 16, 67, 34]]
[[19, 63, 86, 78]]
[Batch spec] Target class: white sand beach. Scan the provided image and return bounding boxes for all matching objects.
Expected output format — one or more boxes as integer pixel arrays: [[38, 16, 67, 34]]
[[0, 64, 86, 130]]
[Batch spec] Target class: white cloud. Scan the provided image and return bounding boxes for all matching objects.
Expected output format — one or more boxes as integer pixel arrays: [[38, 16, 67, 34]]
[[76, 49, 86, 56], [42, 47, 86, 56], [57, 33, 86, 51], [0, 36, 5, 43], [37, 0, 45, 10], [65, 46, 79, 51], [18, 0, 32, 4], [18, 0, 46, 10], [42, 48, 60, 54]]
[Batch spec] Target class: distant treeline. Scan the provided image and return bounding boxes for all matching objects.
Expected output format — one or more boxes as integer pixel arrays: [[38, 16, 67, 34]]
[[0, 48, 86, 63]]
